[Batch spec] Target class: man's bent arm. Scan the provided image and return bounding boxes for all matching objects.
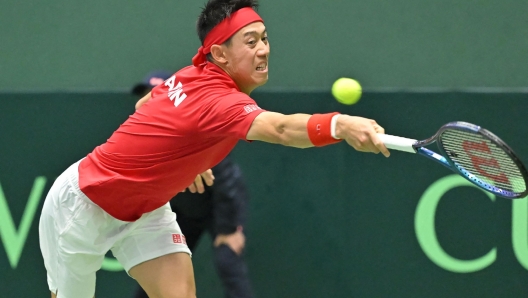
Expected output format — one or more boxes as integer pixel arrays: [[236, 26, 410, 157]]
[[135, 92, 152, 110]]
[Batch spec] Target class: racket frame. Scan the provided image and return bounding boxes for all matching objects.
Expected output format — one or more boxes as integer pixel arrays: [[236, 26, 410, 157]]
[[382, 121, 528, 199], [434, 122, 528, 198]]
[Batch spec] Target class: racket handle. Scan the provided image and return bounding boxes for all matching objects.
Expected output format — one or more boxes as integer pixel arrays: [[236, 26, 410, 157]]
[[377, 134, 417, 153]]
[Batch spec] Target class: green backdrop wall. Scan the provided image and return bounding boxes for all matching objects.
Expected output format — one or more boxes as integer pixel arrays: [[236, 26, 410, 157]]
[[2, 1, 528, 296], [1, 91, 527, 297], [2, 0, 528, 91]]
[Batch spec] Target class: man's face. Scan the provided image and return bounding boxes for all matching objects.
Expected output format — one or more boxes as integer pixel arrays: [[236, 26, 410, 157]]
[[222, 22, 269, 94]]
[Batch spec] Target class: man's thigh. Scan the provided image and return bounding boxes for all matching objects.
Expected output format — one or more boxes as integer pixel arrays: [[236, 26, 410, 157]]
[[129, 252, 196, 298], [111, 203, 192, 272]]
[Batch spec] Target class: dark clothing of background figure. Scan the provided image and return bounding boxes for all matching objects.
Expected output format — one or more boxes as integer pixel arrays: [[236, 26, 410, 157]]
[[134, 155, 254, 298]]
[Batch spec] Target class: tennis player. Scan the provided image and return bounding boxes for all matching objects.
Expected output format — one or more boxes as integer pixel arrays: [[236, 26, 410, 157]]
[[38, 0, 389, 297]]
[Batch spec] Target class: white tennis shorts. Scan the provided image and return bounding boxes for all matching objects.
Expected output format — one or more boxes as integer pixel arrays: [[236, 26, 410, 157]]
[[39, 161, 191, 298]]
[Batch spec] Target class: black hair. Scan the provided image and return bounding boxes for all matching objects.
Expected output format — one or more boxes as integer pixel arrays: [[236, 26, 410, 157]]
[[131, 84, 150, 97], [197, 0, 259, 45]]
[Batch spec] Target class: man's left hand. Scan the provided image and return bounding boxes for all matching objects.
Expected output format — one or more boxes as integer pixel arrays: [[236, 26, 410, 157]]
[[184, 169, 214, 193]]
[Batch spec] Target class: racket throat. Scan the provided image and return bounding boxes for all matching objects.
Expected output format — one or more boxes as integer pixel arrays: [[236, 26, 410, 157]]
[[417, 148, 452, 170]]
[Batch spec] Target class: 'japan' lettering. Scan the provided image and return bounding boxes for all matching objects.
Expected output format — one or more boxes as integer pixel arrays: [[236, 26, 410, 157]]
[[164, 75, 187, 107]]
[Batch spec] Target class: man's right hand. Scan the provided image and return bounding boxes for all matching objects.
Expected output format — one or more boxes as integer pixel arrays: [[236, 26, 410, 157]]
[[214, 226, 246, 255], [334, 115, 390, 157]]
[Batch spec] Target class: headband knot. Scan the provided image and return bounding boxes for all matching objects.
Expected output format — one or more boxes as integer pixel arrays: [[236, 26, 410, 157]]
[[192, 7, 264, 66]]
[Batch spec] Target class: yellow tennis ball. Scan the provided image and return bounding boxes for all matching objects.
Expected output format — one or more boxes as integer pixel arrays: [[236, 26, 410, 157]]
[[331, 78, 362, 105]]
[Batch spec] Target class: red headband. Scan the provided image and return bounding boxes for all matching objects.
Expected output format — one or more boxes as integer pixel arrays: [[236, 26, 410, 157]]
[[192, 7, 264, 66]]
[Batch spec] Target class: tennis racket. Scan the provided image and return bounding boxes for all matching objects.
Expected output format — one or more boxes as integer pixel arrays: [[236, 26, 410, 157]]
[[378, 121, 528, 199]]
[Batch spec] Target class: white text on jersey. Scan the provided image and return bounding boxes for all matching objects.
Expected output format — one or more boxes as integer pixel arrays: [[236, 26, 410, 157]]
[[165, 75, 187, 107]]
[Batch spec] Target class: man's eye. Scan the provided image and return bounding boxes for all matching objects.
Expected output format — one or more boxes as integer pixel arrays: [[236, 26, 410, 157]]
[[262, 36, 268, 42], [248, 40, 256, 45]]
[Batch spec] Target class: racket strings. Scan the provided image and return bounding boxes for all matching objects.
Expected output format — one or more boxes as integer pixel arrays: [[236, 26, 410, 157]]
[[440, 130, 526, 193]]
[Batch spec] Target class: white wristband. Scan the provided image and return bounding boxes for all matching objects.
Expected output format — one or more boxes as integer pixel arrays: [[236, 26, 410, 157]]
[[330, 114, 341, 139]]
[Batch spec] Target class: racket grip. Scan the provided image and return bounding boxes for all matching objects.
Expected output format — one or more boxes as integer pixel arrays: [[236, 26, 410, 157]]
[[377, 134, 417, 153]]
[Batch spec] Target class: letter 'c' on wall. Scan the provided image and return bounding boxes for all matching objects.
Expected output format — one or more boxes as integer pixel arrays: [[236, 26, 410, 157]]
[[512, 185, 528, 270], [415, 174, 496, 273]]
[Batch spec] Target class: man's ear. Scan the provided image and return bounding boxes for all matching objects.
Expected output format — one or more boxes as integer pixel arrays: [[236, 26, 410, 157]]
[[210, 44, 228, 64]]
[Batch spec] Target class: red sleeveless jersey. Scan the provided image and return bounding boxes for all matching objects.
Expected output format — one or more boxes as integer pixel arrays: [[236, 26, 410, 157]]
[[78, 63, 265, 221]]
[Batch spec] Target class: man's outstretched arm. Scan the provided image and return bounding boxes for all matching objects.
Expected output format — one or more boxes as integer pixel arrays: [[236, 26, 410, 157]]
[[246, 111, 390, 157]]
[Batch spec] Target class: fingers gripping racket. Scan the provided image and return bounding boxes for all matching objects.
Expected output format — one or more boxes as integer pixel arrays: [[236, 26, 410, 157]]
[[378, 121, 528, 199]]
